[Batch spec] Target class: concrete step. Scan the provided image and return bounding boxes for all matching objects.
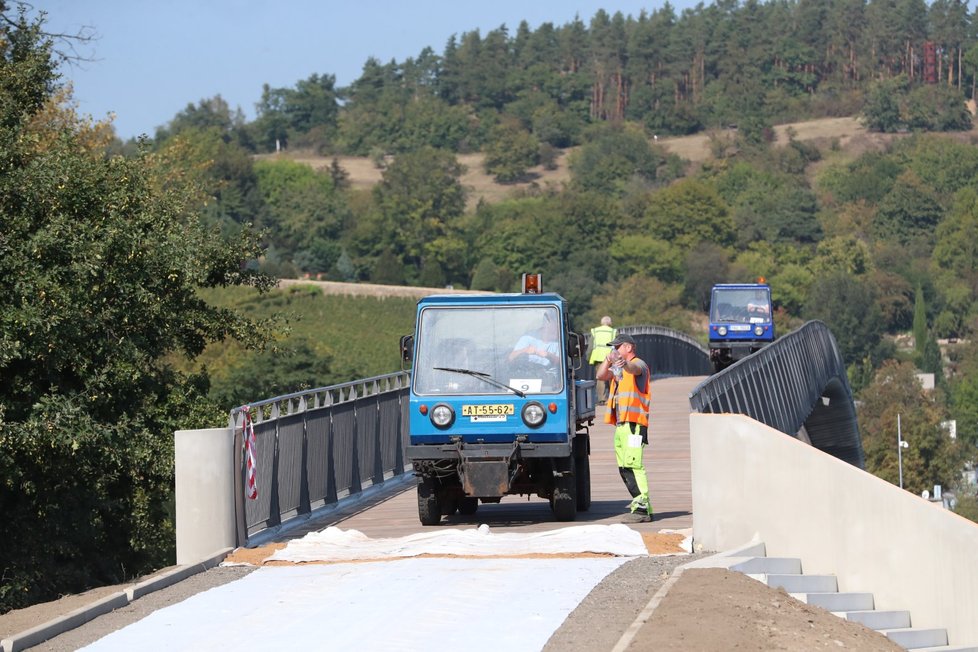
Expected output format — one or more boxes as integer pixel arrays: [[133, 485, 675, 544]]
[[729, 556, 802, 574], [760, 573, 837, 593], [790, 591, 875, 612], [720, 547, 977, 652], [882, 627, 948, 649], [833, 609, 911, 630]]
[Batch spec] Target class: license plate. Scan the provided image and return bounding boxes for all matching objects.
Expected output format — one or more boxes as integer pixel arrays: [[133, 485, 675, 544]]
[[462, 404, 514, 417], [730, 325, 751, 332]]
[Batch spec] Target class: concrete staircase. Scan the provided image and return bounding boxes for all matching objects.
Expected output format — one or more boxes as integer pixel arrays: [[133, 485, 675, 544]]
[[696, 543, 978, 652]]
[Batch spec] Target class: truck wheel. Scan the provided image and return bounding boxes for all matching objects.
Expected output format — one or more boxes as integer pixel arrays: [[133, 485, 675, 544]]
[[574, 435, 591, 512], [552, 457, 577, 522], [458, 497, 479, 515], [440, 495, 459, 516], [417, 477, 442, 526]]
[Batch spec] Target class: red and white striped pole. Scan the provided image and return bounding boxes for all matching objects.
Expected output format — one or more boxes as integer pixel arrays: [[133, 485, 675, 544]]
[[242, 406, 259, 500]]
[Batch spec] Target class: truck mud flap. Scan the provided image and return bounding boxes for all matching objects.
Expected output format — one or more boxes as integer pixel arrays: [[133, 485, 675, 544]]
[[461, 459, 511, 497]]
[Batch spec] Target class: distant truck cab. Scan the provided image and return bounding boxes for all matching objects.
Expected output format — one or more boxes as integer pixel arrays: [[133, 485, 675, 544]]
[[708, 282, 775, 373], [400, 274, 595, 525]]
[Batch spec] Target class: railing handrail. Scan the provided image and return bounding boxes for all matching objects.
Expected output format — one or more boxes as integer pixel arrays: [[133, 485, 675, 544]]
[[688, 320, 863, 468], [228, 371, 410, 428]]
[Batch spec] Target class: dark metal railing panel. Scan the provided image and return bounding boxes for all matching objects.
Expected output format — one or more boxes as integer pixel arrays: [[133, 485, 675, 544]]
[[244, 419, 277, 534], [330, 401, 358, 499], [354, 392, 381, 489], [689, 321, 864, 468], [275, 413, 306, 521], [399, 386, 411, 470], [378, 390, 402, 479], [305, 411, 332, 508]]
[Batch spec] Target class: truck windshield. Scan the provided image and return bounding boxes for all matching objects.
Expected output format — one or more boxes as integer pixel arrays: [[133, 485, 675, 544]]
[[711, 288, 772, 324], [413, 305, 564, 395]]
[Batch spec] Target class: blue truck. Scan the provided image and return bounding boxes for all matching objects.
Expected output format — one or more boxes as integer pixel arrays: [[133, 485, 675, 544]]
[[399, 276, 596, 525], [708, 282, 775, 373]]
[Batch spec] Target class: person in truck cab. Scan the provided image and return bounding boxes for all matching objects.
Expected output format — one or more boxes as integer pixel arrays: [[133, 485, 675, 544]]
[[747, 290, 770, 316], [509, 313, 560, 367], [596, 333, 653, 524]]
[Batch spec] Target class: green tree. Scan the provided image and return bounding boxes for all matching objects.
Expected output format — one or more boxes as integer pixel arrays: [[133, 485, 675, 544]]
[[905, 84, 973, 132], [912, 283, 927, 348], [858, 360, 962, 495], [568, 122, 670, 196], [861, 76, 906, 132], [810, 235, 873, 277], [873, 169, 944, 246], [372, 147, 466, 283], [154, 95, 252, 148], [645, 178, 735, 250], [803, 272, 885, 366], [253, 159, 348, 275], [0, 8, 273, 611], [251, 73, 340, 152], [588, 274, 692, 334], [950, 342, 978, 449], [483, 117, 540, 182], [609, 235, 684, 283]]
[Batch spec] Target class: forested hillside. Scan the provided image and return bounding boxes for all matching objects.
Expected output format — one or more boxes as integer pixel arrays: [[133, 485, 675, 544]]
[[4, 0, 978, 615]]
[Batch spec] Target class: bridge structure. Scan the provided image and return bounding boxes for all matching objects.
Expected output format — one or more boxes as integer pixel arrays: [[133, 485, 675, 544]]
[[213, 321, 863, 551], [6, 321, 977, 650]]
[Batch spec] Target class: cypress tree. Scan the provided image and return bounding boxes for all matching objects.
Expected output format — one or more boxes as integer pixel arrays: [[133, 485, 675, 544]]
[[912, 285, 927, 354]]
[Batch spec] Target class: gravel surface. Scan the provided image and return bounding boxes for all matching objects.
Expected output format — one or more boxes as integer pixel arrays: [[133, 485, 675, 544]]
[[544, 553, 710, 651]]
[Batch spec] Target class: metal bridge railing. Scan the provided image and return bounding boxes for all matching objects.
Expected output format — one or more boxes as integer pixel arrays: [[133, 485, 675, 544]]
[[688, 320, 864, 468], [228, 372, 410, 545]]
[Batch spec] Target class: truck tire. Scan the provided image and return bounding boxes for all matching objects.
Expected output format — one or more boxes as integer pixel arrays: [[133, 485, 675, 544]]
[[574, 435, 591, 512], [417, 477, 442, 526], [551, 457, 577, 522]]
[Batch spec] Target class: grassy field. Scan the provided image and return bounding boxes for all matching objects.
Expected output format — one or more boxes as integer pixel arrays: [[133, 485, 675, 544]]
[[187, 284, 420, 406]]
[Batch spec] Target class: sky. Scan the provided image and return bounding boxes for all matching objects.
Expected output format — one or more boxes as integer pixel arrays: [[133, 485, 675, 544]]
[[27, 1, 694, 141]]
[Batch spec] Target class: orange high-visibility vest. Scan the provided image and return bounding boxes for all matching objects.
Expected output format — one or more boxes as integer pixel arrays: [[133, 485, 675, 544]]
[[605, 366, 650, 426]]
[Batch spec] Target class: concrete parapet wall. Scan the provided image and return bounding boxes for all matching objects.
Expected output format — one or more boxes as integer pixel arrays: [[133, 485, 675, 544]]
[[175, 428, 236, 565], [691, 413, 978, 646]]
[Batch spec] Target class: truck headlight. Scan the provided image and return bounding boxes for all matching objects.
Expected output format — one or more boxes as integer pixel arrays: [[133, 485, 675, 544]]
[[430, 403, 455, 429], [754, 325, 764, 336], [717, 326, 728, 336], [522, 402, 546, 428]]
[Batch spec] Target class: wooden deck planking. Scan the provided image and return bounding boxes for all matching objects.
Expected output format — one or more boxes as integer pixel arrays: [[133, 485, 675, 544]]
[[279, 376, 706, 541]]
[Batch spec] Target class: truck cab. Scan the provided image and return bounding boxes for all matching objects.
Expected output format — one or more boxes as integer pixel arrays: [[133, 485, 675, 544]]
[[708, 282, 775, 373], [400, 276, 595, 525]]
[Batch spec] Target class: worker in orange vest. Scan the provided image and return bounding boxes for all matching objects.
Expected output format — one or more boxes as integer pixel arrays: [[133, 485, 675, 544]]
[[596, 333, 653, 523]]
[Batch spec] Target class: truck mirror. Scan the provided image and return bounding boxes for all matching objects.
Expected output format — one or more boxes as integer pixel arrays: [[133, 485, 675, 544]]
[[399, 335, 414, 364], [567, 332, 584, 360]]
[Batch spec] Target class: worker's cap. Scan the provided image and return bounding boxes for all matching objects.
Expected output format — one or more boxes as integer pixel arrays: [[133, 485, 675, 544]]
[[608, 334, 635, 347]]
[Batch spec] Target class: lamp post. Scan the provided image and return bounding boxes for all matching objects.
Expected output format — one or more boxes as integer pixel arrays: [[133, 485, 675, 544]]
[[897, 413, 909, 489]]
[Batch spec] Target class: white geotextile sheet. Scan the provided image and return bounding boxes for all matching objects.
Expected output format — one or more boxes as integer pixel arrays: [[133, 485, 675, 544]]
[[81, 557, 629, 651], [265, 523, 649, 562]]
